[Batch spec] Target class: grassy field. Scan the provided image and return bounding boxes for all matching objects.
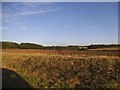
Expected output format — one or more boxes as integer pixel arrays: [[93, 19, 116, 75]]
[[89, 47, 120, 51], [1, 49, 120, 89]]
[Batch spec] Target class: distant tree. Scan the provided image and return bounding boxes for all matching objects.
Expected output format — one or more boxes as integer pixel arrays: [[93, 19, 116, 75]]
[[19, 43, 43, 49], [1, 41, 120, 50], [88, 44, 120, 49], [1, 42, 19, 49], [66, 46, 79, 50]]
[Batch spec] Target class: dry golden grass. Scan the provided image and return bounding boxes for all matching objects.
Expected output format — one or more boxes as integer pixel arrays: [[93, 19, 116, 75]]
[[2, 49, 120, 88]]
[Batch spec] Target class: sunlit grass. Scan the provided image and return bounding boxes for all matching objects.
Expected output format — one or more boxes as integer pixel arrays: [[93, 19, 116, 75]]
[[2, 50, 120, 88]]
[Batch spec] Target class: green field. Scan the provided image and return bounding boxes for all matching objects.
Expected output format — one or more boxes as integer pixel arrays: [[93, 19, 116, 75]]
[[2, 49, 120, 89]]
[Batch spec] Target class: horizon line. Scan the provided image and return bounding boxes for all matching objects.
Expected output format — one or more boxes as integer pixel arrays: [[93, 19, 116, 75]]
[[1, 41, 119, 46]]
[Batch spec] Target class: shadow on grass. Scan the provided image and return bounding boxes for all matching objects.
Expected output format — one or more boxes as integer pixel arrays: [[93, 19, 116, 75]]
[[1, 68, 34, 89]]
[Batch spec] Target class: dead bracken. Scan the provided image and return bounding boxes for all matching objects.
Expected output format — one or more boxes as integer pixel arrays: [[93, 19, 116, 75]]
[[2, 49, 120, 88]]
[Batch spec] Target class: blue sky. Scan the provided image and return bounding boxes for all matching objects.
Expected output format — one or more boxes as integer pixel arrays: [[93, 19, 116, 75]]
[[2, 2, 118, 46]]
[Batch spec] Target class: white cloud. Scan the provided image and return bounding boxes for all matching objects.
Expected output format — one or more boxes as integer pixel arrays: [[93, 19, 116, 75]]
[[2, 2, 62, 24], [19, 7, 62, 16], [2, 0, 120, 2], [3, 2, 62, 17], [2, 27, 9, 30], [21, 26, 29, 31]]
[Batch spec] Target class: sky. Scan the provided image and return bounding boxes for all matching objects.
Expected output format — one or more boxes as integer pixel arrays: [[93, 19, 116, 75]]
[[2, 2, 118, 46]]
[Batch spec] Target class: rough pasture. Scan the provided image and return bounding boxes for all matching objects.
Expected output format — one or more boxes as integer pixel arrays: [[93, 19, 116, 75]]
[[2, 49, 120, 88]]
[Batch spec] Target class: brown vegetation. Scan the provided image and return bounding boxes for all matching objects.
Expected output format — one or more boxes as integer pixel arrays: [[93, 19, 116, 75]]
[[2, 49, 120, 88]]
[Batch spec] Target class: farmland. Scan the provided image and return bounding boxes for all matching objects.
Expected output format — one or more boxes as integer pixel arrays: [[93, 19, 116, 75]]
[[1, 49, 120, 89]]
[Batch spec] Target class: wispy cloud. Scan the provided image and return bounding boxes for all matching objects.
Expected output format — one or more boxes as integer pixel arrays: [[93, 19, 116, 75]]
[[2, 26, 9, 30], [3, 2, 62, 18], [19, 7, 61, 16], [2, 2, 63, 32], [21, 26, 29, 31], [2, 2, 62, 24]]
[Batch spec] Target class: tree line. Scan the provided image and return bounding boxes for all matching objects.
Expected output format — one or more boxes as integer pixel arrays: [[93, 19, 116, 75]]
[[0, 41, 120, 50]]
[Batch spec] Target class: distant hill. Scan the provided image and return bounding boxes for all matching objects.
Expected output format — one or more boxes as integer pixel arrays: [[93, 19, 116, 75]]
[[0, 42, 43, 49], [20, 43, 43, 49], [1, 42, 19, 49], [0, 41, 120, 50]]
